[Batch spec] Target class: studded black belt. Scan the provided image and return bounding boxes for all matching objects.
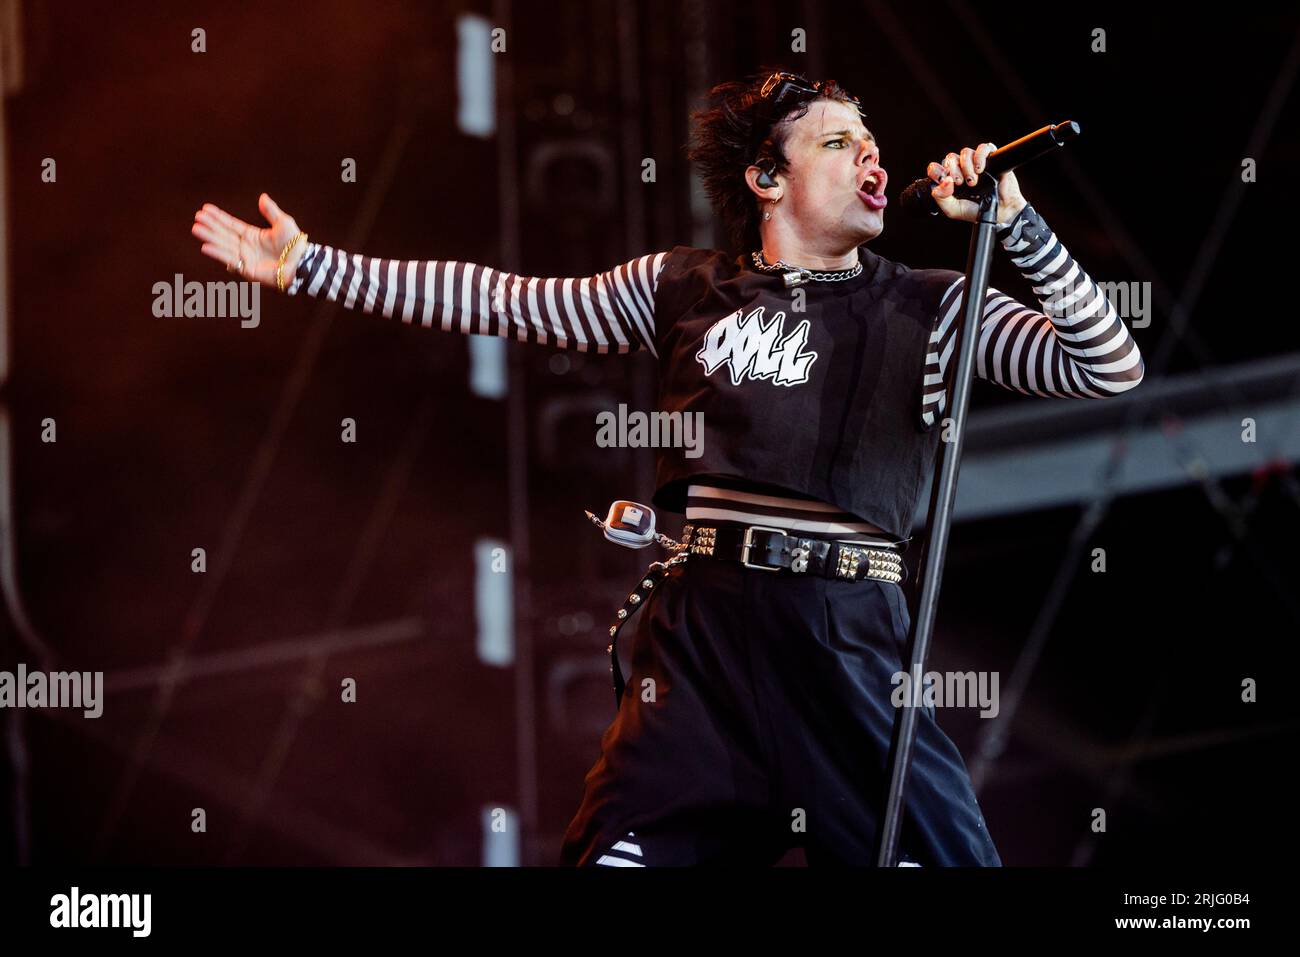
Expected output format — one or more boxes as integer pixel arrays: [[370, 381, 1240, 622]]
[[601, 523, 908, 710], [681, 522, 906, 584]]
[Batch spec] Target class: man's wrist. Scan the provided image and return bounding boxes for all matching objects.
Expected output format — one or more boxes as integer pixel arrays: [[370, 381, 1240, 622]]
[[282, 238, 312, 295], [995, 200, 1029, 230]]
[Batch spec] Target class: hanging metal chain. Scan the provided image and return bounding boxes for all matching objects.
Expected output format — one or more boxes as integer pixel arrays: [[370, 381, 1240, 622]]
[[583, 510, 689, 551], [605, 551, 690, 709]]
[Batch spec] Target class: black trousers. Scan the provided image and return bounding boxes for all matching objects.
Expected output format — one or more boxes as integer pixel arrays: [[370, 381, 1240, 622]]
[[559, 551, 1001, 867]]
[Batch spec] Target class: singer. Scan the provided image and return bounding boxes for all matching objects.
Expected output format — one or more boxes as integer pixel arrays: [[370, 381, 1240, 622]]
[[190, 68, 1144, 866]]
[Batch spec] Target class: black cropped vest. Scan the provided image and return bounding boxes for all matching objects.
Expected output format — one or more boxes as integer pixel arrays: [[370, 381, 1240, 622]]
[[649, 244, 959, 541]]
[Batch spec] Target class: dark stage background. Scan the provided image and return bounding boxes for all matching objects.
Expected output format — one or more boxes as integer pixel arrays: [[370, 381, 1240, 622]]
[[1, 0, 1297, 866]]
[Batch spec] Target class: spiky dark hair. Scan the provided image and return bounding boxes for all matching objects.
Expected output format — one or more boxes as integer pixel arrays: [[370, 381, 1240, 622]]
[[687, 67, 863, 256]]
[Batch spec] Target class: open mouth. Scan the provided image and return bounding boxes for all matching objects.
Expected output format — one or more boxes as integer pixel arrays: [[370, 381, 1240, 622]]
[[857, 170, 888, 210]]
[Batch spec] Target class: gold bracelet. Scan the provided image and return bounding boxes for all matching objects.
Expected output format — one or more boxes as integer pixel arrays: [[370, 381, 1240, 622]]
[[276, 231, 308, 293]]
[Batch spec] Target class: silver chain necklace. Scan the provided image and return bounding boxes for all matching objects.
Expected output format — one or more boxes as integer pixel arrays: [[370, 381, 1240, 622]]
[[750, 250, 863, 288]]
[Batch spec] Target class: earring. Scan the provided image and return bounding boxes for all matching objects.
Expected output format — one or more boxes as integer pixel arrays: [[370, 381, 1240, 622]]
[[763, 198, 777, 221]]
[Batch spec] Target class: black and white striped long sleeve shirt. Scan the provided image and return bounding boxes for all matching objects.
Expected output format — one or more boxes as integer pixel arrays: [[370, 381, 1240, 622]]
[[920, 202, 1144, 429], [287, 245, 666, 356], [287, 202, 1143, 543]]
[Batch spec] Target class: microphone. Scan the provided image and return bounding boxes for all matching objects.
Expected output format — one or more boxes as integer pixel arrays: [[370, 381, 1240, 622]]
[[898, 121, 1081, 218]]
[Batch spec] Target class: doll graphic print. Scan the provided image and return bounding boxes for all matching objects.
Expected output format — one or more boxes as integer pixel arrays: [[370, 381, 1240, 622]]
[[694, 304, 819, 388]]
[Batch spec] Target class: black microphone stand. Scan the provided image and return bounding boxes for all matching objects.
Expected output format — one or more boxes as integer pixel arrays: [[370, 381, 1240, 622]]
[[873, 170, 1001, 867]]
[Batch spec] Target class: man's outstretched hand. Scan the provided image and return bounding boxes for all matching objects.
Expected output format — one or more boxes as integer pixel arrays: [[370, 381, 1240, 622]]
[[191, 193, 303, 289]]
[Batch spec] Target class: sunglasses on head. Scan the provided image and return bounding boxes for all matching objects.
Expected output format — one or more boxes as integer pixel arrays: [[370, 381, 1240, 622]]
[[757, 71, 867, 119]]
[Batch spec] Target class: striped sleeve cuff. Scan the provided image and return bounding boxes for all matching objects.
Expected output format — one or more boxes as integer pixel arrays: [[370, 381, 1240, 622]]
[[285, 242, 323, 296], [995, 202, 1046, 249]]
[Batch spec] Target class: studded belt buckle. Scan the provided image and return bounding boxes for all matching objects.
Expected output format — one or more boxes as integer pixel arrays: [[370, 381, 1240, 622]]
[[740, 525, 787, 571]]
